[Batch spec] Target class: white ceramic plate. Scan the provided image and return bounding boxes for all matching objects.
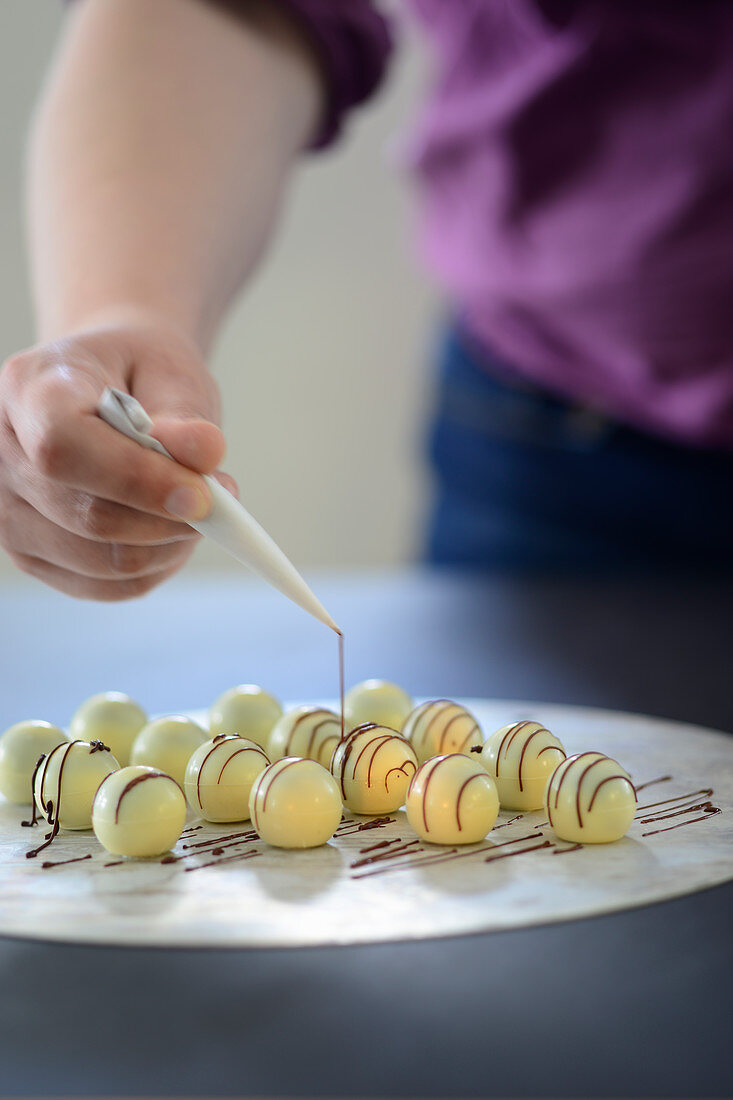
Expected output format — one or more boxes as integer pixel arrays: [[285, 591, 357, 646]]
[[0, 700, 730, 948]]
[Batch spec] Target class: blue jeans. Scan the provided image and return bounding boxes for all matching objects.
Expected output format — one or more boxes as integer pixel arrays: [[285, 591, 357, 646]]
[[425, 327, 733, 571]]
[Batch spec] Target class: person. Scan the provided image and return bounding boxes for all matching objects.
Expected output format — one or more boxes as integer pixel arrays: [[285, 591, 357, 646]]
[[2, 1, 733, 601]]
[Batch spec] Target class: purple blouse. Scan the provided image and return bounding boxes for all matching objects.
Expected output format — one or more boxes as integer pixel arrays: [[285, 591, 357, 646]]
[[280, 0, 733, 449]]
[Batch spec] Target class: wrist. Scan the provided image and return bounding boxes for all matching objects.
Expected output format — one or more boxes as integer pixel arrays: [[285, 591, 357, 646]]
[[38, 301, 209, 357]]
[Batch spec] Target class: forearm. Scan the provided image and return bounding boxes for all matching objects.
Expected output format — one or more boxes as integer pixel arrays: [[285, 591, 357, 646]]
[[27, 0, 322, 351]]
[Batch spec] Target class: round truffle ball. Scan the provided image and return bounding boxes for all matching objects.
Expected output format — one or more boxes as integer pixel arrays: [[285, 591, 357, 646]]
[[268, 706, 340, 768], [70, 692, 147, 767], [330, 724, 418, 814], [208, 684, 282, 749], [92, 765, 186, 857], [544, 752, 637, 844], [249, 758, 342, 849], [406, 754, 499, 845], [0, 720, 68, 804], [34, 740, 119, 831], [184, 734, 270, 822], [130, 715, 208, 789], [480, 720, 566, 810], [402, 700, 483, 764], [343, 679, 413, 734]]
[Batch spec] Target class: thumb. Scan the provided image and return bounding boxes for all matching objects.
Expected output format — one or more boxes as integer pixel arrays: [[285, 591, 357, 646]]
[[150, 416, 226, 476], [134, 362, 226, 476]]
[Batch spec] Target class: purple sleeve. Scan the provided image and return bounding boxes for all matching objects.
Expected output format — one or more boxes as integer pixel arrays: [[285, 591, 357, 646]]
[[267, 0, 393, 147], [63, 0, 393, 149]]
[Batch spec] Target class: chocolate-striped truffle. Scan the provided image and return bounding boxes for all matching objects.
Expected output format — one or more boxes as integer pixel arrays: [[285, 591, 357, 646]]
[[249, 758, 342, 849], [406, 754, 499, 845], [402, 700, 482, 764], [184, 734, 270, 822], [268, 706, 340, 768], [330, 724, 418, 814], [480, 720, 566, 810], [33, 740, 119, 832], [544, 752, 636, 843], [92, 765, 186, 857], [208, 684, 282, 749], [130, 715, 208, 789], [344, 680, 412, 734], [70, 692, 147, 767], [0, 720, 68, 804]]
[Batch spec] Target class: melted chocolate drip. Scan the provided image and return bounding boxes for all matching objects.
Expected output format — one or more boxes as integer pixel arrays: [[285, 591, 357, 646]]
[[41, 854, 92, 870], [184, 849, 260, 872], [20, 753, 48, 827]]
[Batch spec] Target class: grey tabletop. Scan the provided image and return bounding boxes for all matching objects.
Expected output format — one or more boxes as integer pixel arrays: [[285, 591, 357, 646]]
[[0, 567, 731, 1098]]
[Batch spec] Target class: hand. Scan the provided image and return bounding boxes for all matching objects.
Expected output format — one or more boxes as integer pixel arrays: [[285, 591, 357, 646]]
[[0, 319, 235, 600]]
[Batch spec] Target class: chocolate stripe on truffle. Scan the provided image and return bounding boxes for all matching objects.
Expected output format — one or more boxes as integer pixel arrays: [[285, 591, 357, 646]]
[[458, 723, 481, 752], [115, 771, 179, 823], [587, 773, 636, 813], [573, 756, 613, 827], [217, 746, 267, 784], [548, 752, 602, 828], [455, 772, 487, 831], [417, 701, 454, 751], [419, 756, 445, 833], [496, 721, 535, 767], [195, 737, 239, 808], [384, 761, 416, 793], [252, 759, 301, 832]]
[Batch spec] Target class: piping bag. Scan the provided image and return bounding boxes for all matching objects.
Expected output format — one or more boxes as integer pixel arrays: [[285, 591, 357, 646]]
[[97, 387, 340, 634]]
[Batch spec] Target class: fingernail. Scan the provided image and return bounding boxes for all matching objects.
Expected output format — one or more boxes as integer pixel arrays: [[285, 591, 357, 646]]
[[165, 485, 210, 522]]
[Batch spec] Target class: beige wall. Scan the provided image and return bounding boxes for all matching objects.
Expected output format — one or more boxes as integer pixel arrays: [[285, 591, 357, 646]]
[[0, 0, 437, 580]]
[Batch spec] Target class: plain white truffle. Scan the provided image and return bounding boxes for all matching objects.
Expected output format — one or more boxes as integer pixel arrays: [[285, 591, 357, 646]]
[[70, 692, 147, 767], [130, 715, 208, 789], [249, 758, 342, 849], [343, 680, 413, 734], [0, 720, 68, 804], [208, 685, 282, 749]]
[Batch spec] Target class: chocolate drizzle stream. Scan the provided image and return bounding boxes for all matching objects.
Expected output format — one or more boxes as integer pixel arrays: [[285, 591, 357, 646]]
[[338, 630, 344, 740], [21, 753, 48, 828], [26, 741, 78, 859]]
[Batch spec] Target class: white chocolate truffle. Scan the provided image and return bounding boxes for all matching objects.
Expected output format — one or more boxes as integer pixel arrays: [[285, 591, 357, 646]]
[[184, 734, 270, 823], [92, 766, 186, 857], [480, 720, 566, 810], [208, 684, 282, 749], [330, 724, 418, 814], [406, 754, 499, 845], [0, 721, 68, 804], [544, 752, 637, 844], [249, 758, 342, 849], [402, 700, 483, 764], [33, 740, 119, 831], [70, 692, 147, 767], [268, 706, 341, 768], [344, 680, 413, 734], [130, 715, 208, 789]]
